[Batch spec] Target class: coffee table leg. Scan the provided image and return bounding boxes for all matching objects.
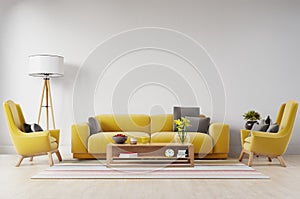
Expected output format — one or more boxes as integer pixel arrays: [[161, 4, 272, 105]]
[[189, 145, 194, 167], [106, 144, 112, 167]]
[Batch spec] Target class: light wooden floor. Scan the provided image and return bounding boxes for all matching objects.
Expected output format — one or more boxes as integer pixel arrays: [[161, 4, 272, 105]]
[[1, 153, 300, 199]]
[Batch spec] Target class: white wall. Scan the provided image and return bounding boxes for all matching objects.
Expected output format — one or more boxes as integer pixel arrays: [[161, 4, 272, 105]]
[[1, 0, 300, 157]]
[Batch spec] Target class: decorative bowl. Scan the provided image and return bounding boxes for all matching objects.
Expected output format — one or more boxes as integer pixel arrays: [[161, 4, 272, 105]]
[[112, 134, 128, 144]]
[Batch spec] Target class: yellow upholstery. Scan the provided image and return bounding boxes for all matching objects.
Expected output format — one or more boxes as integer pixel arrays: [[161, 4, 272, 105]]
[[72, 114, 230, 159], [71, 123, 89, 154], [88, 132, 150, 153], [3, 100, 62, 166], [150, 116, 229, 158], [97, 114, 150, 133], [151, 132, 213, 155], [150, 114, 174, 133], [72, 115, 152, 158], [239, 100, 298, 167]]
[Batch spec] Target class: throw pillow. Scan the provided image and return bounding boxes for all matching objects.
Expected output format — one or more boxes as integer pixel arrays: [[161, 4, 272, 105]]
[[248, 122, 269, 137], [185, 116, 210, 134], [267, 123, 279, 133], [251, 123, 269, 132], [173, 106, 200, 131], [88, 117, 102, 135], [265, 115, 272, 125], [23, 123, 43, 133]]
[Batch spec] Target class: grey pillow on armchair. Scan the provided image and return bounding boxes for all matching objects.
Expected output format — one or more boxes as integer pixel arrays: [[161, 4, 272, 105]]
[[248, 122, 269, 137], [267, 123, 279, 133], [24, 123, 43, 133]]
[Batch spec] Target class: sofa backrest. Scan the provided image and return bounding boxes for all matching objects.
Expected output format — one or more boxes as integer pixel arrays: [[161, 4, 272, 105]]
[[150, 114, 206, 133], [150, 114, 174, 133], [95, 114, 207, 134], [96, 114, 150, 133]]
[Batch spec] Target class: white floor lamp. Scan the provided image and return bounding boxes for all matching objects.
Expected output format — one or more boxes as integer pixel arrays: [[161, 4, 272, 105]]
[[29, 54, 64, 130]]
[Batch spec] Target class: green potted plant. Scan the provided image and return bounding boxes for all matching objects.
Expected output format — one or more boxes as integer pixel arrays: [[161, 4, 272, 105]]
[[243, 110, 261, 130]]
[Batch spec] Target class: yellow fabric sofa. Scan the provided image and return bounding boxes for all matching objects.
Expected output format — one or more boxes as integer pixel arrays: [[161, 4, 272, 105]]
[[71, 114, 230, 159]]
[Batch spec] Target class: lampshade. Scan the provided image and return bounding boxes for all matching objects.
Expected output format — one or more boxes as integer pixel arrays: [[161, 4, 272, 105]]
[[29, 54, 64, 77]]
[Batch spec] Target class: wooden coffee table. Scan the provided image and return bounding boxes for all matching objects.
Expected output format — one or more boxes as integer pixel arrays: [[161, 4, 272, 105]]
[[106, 143, 194, 167]]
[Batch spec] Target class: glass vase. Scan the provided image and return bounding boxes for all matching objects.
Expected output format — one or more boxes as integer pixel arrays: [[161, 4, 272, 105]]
[[175, 131, 190, 144]]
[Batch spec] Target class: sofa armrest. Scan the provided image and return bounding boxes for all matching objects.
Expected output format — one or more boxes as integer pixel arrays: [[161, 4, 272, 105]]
[[49, 129, 60, 146], [15, 130, 53, 155], [240, 129, 251, 146], [208, 123, 230, 153], [71, 123, 90, 153]]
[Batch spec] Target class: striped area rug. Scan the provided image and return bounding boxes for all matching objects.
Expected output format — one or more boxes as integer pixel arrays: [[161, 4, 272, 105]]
[[31, 162, 269, 179]]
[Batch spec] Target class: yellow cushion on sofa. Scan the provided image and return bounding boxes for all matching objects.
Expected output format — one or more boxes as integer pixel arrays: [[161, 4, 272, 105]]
[[150, 132, 175, 143], [88, 132, 150, 153], [96, 114, 150, 133], [150, 132, 213, 155], [189, 132, 213, 156], [150, 114, 173, 133]]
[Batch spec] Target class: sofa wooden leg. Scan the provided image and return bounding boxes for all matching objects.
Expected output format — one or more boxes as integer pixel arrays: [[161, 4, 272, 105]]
[[30, 157, 33, 162], [16, 156, 24, 167], [248, 152, 254, 167], [48, 152, 54, 166], [238, 151, 245, 162], [277, 156, 286, 167], [56, 150, 62, 162]]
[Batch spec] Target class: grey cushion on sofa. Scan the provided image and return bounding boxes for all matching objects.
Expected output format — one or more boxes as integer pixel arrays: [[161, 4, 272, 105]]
[[88, 117, 102, 135], [185, 116, 210, 133], [173, 106, 200, 131]]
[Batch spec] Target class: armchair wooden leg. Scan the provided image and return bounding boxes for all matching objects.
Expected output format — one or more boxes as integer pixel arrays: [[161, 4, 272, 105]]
[[268, 157, 272, 162], [277, 156, 287, 167], [30, 157, 33, 162], [238, 150, 245, 162], [56, 150, 62, 162], [16, 156, 24, 167], [48, 152, 54, 166], [248, 152, 254, 167]]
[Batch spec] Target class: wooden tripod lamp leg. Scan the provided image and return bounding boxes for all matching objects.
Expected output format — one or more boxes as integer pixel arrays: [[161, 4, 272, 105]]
[[47, 79, 56, 129], [37, 77, 56, 130], [45, 78, 49, 130], [38, 79, 47, 125]]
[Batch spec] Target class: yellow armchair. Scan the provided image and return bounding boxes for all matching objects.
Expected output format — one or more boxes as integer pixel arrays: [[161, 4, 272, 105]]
[[3, 100, 62, 167], [239, 100, 298, 167]]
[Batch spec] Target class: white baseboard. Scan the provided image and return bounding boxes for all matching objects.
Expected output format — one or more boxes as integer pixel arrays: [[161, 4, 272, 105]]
[[229, 145, 242, 158], [286, 144, 300, 154], [0, 146, 16, 154]]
